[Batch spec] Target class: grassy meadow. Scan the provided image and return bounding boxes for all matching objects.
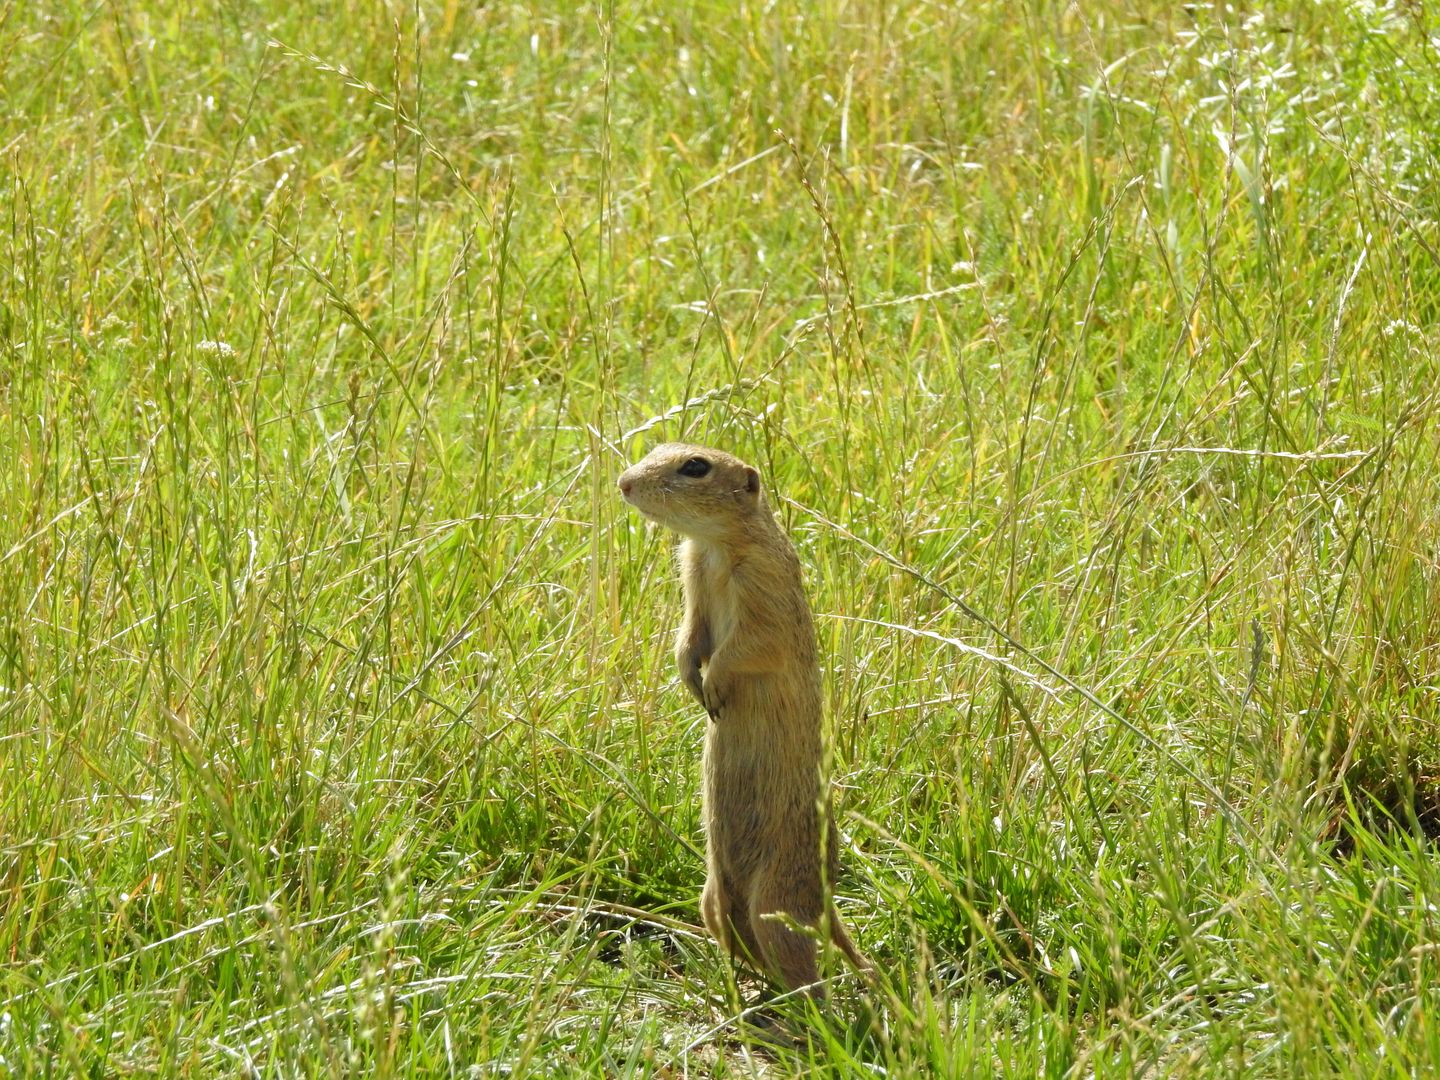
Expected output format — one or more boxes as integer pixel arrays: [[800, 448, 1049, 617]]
[[3, 0, 1440, 1074]]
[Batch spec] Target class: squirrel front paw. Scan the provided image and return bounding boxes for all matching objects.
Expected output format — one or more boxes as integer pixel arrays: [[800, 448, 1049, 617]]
[[701, 670, 727, 721], [681, 659, 705, 706]]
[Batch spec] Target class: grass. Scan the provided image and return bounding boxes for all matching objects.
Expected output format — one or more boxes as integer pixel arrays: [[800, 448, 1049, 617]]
[[2, 0, 1439, 1074]]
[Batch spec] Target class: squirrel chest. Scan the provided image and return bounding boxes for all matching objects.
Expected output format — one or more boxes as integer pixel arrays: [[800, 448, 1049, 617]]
[[683, 540, 740, 652]]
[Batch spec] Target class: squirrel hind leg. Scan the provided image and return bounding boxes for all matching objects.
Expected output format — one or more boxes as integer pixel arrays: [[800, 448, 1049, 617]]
[[749, 887, 824, 998], [700, 875, 730, 951], [702, 874, 762, 966]]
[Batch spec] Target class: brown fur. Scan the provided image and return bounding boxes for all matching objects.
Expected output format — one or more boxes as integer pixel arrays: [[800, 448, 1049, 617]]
[[618, 443, 872, 996]]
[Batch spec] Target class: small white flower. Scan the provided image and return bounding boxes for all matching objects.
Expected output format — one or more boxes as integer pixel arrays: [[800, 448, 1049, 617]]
[[1383, 319, 1421, 338], [196, 340, 237, 358]]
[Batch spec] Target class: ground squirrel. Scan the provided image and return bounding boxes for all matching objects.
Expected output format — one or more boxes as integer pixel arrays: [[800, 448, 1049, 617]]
[[618, 443, 872, 997]]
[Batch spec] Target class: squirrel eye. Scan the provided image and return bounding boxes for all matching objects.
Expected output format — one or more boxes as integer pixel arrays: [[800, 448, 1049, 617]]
[[677, 457, 712, 478]]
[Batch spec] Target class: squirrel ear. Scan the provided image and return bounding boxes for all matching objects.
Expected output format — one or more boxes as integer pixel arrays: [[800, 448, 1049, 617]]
[[744, 467, 760, 494]]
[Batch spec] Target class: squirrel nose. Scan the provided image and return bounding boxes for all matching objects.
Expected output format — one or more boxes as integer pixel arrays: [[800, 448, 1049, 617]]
[[618, 477, 633, 496]]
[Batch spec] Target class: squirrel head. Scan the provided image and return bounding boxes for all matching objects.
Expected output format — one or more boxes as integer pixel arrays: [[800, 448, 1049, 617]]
[[618, 443, 765, 541]]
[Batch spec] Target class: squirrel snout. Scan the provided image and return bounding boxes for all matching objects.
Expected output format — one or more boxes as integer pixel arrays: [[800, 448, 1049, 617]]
[[618, 476, 634, 497]]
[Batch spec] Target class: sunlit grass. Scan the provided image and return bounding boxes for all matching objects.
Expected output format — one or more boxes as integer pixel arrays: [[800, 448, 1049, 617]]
[[2, 0, 1439, 1074]]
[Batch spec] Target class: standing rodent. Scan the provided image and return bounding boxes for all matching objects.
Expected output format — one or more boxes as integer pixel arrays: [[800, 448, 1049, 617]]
[[618, 442, 872, 996]]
